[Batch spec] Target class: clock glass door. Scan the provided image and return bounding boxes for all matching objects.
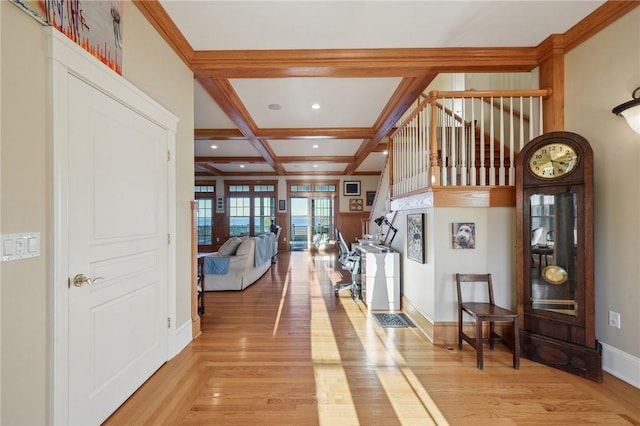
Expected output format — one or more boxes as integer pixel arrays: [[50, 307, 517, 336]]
[[529, 190, 578, 317]]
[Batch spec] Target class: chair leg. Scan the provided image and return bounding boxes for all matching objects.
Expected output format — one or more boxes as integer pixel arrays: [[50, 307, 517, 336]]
[[458, 309, 463, 350], [489, 320, 495, 351], [476, 319, 484, 369], [513, 318, 520, 369]]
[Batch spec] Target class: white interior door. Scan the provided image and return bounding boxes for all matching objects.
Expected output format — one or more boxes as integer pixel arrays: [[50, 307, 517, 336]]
[[67, 74, 169, 425]]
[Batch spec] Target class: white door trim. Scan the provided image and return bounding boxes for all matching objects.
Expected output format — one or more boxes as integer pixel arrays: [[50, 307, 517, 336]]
[[48, 28, 178, 425]]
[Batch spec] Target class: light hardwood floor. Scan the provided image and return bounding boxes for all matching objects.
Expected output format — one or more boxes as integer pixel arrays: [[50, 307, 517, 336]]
[[104, 251, 640, 425]]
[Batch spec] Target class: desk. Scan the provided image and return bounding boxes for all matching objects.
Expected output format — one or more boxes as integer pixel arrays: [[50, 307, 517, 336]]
[[355, 243, 400, 311]]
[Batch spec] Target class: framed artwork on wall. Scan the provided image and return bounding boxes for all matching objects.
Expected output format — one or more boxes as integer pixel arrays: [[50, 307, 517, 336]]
[[407, 213, 425, 263], [10, 0, 124, 74], [366, 191, 376, 206], [451, 222, 476, 249], [349, 199, 363, 211], [343, 181, 361, 196], [278, 199, 286, 211]]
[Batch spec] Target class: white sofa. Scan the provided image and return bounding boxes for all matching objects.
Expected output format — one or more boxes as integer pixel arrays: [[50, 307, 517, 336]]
[[203, 233, 277, 291]]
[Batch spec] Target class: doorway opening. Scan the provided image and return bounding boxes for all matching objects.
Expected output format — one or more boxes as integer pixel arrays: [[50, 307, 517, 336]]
[[290, 196, 334, 250]]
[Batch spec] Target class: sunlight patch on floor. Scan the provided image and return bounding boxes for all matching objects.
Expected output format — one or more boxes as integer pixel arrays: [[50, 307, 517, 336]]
[[340, 299, 449, 425], [309, 256, 359, 425], [272, 265, 292, 338]]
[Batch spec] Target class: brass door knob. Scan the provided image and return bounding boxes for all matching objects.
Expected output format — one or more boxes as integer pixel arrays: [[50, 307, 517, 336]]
[[72, 274, 104, 287]]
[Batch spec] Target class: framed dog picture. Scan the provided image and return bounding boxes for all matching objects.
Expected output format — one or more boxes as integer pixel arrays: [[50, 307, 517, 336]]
[[451, 222, 476, 249], [407, 213, 425, 263]]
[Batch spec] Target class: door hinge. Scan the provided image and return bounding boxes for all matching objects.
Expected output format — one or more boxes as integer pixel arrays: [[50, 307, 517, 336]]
[[167, 233, 171, 245], [167, 317, 171, 328], [167, 150, 171, 161]]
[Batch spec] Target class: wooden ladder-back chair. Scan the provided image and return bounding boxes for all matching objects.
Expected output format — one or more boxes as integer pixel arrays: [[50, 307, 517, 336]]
[[455, 273, 520, 369]]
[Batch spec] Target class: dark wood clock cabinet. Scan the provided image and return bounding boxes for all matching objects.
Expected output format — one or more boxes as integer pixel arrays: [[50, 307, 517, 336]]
[[515, 131, 602, 382]]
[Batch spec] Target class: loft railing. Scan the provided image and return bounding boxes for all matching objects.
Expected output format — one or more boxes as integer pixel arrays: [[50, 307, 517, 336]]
[[388, 89, 552, 198]]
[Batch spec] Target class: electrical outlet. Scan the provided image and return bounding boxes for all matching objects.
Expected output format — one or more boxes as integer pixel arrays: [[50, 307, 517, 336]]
[[608, 310, 621, 329]]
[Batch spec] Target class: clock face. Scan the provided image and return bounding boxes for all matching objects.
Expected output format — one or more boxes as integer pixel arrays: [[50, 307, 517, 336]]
[[528, 142, 578, 179]]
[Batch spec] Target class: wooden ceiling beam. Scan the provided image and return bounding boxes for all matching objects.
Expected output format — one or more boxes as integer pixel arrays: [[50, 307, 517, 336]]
[[132, 0, 193, 67], [561, 1, 640, 54], [196, 156, 265, 163], [255, 127, 375, 139], [277, 156, 354, 163], [196, 156, 355, 164], [195, 163, 223, 176], [191, 47, 538, 77], [195, 129, 245, 140], [195, 127, 375, 140]]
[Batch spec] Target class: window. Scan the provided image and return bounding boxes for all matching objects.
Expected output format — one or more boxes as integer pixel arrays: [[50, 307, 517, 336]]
[[291, 184, 312, 192], [254, 196, 275, 234], [229, 197, 251, 236], [194, 183, 215, 249], [226, 181, 277, 236]]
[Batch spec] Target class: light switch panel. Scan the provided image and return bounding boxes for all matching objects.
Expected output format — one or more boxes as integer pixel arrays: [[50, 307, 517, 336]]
[[3, 239, 16, 256], [16, 238, 27, 254], [1, 232, 40, 262]]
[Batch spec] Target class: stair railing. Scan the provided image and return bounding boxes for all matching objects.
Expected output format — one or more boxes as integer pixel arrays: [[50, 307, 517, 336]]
[[388, 89, 551, 198]]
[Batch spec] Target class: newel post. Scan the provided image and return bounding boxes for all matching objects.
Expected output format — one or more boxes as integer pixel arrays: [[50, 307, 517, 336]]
[[429, 94, 441, 186]]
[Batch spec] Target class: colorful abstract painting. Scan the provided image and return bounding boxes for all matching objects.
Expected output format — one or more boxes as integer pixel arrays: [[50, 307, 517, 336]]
[[10, 0, 123, 75]]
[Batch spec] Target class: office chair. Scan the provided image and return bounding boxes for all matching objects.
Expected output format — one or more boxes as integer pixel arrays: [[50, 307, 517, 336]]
[[334, 228, 361, 298]]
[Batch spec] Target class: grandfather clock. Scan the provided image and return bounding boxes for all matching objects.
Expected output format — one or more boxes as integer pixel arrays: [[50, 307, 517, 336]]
[[516, 131, 602, 382]]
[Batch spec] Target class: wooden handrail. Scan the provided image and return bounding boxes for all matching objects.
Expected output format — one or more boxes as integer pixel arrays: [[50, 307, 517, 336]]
[[429, 89, 552, 99]]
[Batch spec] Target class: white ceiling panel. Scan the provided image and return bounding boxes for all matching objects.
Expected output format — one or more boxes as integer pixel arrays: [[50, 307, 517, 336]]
[[268, 139, 364, 157], [356, 152, 388, 173], [194, 139, 259, 157], [231, 78, 401, 128], [283, 162, 348, 173], [161, 1, 604, 51], [214, 163, 275, 173]]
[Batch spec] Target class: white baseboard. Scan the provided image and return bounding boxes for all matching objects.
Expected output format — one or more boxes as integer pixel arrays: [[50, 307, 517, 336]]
[[601, 342, 640, 389], [172, 319, 193, 358]]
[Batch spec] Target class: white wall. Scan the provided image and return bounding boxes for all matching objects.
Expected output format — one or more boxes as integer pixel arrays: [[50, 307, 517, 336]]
[[0, 1, 194, 423], [1, 4, 50, 424], [434, 207, 516, 321], [0, 3, 4, 421], [391, 209, 437, 322], [391, 206, 515, 325], [564, 8, 640, 384]]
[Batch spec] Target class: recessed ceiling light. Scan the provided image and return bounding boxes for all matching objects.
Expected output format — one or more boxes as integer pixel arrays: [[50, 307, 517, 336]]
[[240, 164, 245, 168], [311, 103, 320, 110], [268, 103, 282, 110], [383, 150, 388, 155], [211, 144, 218, 149], [313, 164, 318, 168], [312, 144, 319, 149]]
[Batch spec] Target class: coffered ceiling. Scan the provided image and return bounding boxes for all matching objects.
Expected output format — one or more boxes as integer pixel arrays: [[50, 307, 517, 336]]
[[137, 1, 613, 177]]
